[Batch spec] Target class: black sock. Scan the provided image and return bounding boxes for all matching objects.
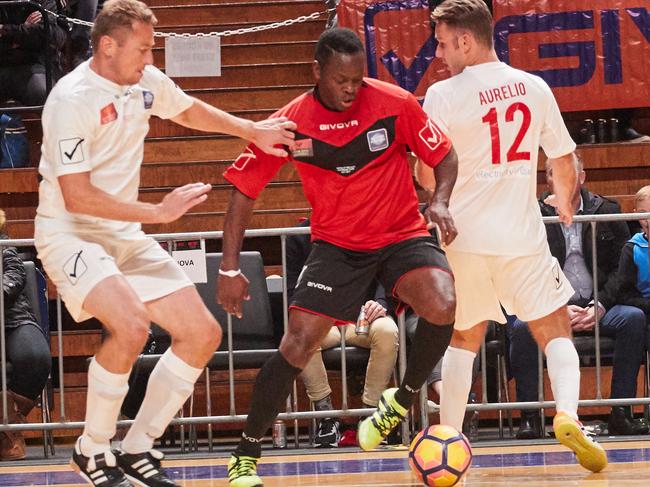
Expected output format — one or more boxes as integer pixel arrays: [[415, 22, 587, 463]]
[[394, 319, 453, 409], [235, 352, 301, 457]]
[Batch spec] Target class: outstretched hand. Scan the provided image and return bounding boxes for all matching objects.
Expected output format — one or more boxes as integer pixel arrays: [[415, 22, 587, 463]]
[[251, 116, 296, 157], [217, 273, 251, 318], [157, 182, 212, 223], [424, 201, 458, 246]]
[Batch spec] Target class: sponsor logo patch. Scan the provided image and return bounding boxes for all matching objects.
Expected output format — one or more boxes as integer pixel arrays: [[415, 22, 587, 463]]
[[336, 165, 356, 175], [59, 137, 85, 165], [291, 138, 314, 158], [100, 103, 118, 125], [367, 128, 389, 152]]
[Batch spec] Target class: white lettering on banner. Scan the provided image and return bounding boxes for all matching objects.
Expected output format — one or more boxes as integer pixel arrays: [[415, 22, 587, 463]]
[[165, 36, 221, 77]]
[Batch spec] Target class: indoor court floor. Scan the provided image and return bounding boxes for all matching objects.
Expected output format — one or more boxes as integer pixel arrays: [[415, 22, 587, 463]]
[[2, 441, 650, 486]]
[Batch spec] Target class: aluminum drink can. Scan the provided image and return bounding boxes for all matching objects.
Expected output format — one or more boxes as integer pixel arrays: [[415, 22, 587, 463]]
[[272, 420, 287, 448], [355, 307, 370, 335]]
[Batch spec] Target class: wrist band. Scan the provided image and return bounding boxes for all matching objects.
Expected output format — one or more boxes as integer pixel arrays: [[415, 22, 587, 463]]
[[219, 268, 242, 277]]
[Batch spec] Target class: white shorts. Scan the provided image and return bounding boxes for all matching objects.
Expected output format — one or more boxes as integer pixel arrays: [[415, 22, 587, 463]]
[[36, 230, 193, 322], [445, 247, 575, 330]]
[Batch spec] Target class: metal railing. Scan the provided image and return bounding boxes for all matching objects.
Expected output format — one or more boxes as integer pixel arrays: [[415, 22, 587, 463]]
[[0, 212, 649, 449]]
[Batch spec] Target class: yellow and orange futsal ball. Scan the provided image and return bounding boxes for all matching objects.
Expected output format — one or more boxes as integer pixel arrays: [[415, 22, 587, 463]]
[[408, 424, 472, 486]]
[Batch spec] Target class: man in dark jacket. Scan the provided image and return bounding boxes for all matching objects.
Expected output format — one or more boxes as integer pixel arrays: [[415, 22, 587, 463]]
[[508, 155, 648, 438], [0, 209, 51, 460], [0, 0, 66, 105]]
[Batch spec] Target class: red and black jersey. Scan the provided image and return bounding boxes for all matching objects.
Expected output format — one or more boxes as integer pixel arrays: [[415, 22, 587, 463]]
[[223, 78, 452, 251]]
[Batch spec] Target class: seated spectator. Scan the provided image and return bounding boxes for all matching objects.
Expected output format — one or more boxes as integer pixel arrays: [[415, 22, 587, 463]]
[[0, 0, 66, 106], [0, 209, 52, 460], [286, 219, 399, 447], [508, 154, 647, 438], [616, 185, 650, 352], [59, 0, 98, 68]]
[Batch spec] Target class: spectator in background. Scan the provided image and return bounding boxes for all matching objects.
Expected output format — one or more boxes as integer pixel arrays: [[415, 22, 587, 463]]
[[0, 209, 51, 460], [59, 0, 98, 68], [286, 219, 399, 447], [508, 155, 647, 438], [0, 0, 66, 105], [616, 185, 650, 353], [324, 0, 340, 29]]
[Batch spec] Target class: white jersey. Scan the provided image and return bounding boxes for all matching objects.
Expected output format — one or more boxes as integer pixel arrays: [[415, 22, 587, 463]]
[[35, 61, 193, 235], [423, 61, 575, 256]]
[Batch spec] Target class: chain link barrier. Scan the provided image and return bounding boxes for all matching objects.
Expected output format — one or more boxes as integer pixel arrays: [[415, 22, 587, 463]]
[[43, 6, 334, 38]]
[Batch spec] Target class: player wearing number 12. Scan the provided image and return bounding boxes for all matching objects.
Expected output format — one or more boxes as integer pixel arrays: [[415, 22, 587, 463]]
[[416, 0, 607, 473]]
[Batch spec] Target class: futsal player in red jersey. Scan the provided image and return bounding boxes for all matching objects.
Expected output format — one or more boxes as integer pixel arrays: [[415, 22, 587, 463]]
[[218, 28, 459, 487]]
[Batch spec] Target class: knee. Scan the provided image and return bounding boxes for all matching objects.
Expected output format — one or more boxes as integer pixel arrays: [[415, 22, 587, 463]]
[[194, 315, 222, 355], [417, 294, 456, 325], [624, 307, 647, 331], [370, 318, 399, 352], [107, 306, 150, 357], [279, 328, 320, 365]]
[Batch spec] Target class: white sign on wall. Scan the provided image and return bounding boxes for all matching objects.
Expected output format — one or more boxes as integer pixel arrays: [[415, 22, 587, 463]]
[[171, 239, 207, 283], [165, 35, 221, 78]]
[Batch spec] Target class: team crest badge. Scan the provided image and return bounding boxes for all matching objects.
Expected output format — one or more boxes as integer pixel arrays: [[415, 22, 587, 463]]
[[367, 128, 389, 152], [143, 90, 154, 109]]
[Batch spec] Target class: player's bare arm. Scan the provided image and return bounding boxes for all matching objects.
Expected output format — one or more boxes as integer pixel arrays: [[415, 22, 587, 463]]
[[414, 158, 436, 191], [59, 172, 211, 224], [217, 188, 254, 318], [423, 147, 459, 245], [543, 153, 578, 225], [171, 98, 297, 157]]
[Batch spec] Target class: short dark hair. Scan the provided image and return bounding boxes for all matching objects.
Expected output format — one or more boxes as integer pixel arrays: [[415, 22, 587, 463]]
[[314, 28, 364, 68], [431, 0, 493, 49], [91, 0, 157, 50]]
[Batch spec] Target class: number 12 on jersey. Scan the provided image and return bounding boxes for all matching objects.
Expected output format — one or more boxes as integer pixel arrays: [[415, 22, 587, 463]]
[[482, 102, 532, 165]]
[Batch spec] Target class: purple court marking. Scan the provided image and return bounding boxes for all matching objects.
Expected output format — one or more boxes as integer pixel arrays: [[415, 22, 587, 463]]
[[2, 448, 650, 485]]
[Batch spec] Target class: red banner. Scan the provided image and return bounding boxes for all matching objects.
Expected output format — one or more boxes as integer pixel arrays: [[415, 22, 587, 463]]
[[338, 0, 650, 111], [494, 0, 650, 111], [337, 0, 447, 100]]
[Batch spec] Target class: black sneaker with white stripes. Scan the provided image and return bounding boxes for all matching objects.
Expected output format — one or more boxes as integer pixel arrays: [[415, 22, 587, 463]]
[[113, 448, 179, 487], [70, 439, 133, 487]]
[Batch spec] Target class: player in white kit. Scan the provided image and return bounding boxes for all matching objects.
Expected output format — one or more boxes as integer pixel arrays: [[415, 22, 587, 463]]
[[416, 0, 607, 473], [35, 1, 296, 485]]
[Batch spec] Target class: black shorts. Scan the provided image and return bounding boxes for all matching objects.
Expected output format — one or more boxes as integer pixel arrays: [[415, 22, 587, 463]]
[[290, 236, 451, 323]]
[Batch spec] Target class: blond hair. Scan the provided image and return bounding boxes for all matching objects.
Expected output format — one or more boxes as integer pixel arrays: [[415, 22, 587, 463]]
[[634, 185, 650, 208], [0, 209, 5, 232], [91, 0, 157, 50], [431, 0, 493, 49]]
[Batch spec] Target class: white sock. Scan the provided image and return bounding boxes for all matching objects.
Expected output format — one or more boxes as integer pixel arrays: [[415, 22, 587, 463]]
[[121, 349, 202, 454], [440, 346, 476, 431], [80, 357, 130, 457], [545, 337, 580, 420]]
